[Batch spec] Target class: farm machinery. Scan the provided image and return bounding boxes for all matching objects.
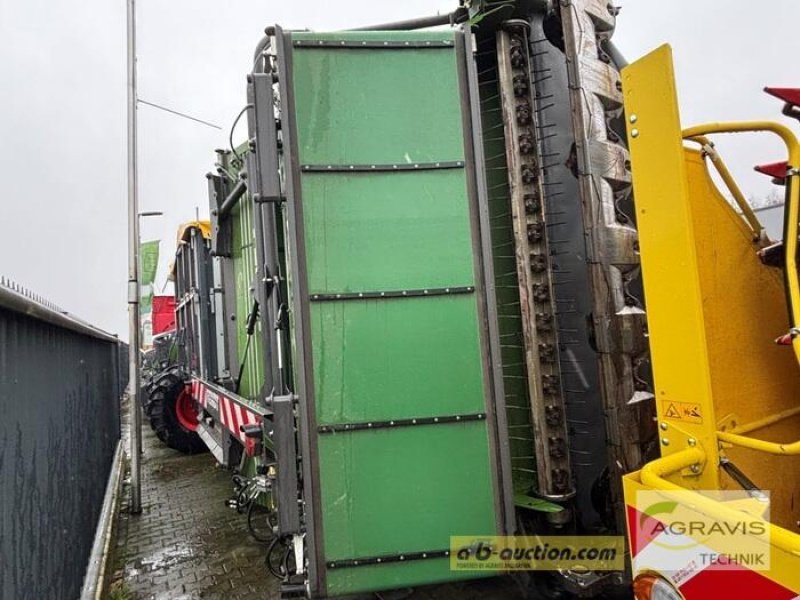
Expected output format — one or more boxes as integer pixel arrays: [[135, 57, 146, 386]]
[[142, 0, 800, 598]]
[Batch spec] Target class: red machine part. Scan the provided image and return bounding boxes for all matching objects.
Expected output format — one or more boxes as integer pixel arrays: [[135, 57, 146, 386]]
[[192, 378, 263, 456], [765, 87, 800, 123], [764, 87, 800, 108], [754, 160, 789, 181], [152, 295, 177, 335], [175, 385, 200, 432]]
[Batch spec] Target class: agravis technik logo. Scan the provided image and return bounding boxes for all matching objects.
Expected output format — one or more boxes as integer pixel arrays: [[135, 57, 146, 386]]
[[634, 490, 771, 572]]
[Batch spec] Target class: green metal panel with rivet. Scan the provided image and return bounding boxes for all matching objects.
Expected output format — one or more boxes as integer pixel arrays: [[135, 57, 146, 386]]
[[279, 28, 513, 596]]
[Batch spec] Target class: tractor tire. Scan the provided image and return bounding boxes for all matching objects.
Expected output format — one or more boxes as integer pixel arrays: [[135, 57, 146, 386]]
[[146, 368, 207, 454]]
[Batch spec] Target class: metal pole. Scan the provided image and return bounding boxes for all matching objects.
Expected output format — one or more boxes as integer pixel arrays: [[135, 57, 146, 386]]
[[126, 0, 142, 515], [134, 234, 143, 462]]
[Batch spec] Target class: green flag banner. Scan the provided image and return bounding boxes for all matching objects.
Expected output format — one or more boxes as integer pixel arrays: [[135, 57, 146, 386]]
[[140, 240, 160, 347], [141, 240, 160, 286]]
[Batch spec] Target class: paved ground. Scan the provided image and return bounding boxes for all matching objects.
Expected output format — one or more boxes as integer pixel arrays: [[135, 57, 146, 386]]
[[111, 418, 278, 599], [109, 405, 529, 600], [110, 400, 623, 599]]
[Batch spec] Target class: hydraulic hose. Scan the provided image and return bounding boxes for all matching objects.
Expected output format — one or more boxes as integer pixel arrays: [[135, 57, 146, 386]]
[[247, 501, 274, 543], [353, 7, 468, 31], [266, 535, 292, 579], [234, 299, 259, 394], [252, 34, 271, 74]]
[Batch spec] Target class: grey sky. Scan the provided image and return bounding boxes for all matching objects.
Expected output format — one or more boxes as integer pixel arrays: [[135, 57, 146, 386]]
[[1, 1, 798, 339]]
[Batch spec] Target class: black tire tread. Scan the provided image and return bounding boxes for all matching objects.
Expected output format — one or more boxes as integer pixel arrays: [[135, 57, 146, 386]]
[[145, 368, 206, 455]]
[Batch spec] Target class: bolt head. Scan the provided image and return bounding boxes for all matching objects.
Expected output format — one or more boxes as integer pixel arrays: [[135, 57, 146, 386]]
[[661, 437, 670, 446], [660, 422, 668, 431], [688, 438, 697, 446], [629, 114, 638, 123], [631, 128, 640, 138], [690, 464, 701, 474]]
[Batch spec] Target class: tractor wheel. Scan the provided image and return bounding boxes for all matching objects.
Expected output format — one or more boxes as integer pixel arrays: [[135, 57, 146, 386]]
[[146, 369, 207, 454]]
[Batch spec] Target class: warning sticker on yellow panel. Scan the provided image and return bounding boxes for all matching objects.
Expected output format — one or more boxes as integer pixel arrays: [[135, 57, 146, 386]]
[[662, 400, 703, 423]]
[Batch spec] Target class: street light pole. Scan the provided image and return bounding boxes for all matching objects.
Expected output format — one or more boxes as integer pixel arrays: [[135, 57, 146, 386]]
[[125, 0, 219, 516], [126, 0, 143, 515]]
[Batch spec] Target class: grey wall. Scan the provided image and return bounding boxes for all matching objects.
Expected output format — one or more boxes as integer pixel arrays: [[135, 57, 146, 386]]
[[0, 301, 121, 599]]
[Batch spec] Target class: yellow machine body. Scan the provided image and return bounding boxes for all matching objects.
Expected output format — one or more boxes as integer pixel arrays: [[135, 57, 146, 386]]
[[621, 44, 800, 596]]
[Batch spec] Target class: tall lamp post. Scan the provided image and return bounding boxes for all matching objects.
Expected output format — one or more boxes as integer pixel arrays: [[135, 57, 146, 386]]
[[126, 0, 142, 515], [134, 210, 163, 465], [126, 0, 220, 515]]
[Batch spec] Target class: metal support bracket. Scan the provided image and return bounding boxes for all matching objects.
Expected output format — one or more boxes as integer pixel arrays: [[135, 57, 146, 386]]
[[318, 412, 487, 434], [326, 549, 451, 569], [300, 161, 464, 173], [310, 286, 474, 302]]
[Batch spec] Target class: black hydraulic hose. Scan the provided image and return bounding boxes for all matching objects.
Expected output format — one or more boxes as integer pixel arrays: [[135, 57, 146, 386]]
[[236, 482, 252, 513], [235, 336, 252, 395], [720, 458, 768, 500], [234, 300, 260, 394], [245, 299, 260, 336], [247, 501, 274, 543], [281, 544, 293, 579], [265, 536, 288, 579], [229, 104, 252, 161], [353, 7, 468, 31]]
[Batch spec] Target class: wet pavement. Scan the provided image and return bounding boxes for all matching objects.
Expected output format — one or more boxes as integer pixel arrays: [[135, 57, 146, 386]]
[[109, 409, 528, 600], [110, 401, 617, 599], [110, 423, 528, 600], [111, 419, 277, 599]]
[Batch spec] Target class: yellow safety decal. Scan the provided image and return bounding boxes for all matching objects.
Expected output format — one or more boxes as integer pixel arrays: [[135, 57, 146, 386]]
[[662, 400, 703, 424]]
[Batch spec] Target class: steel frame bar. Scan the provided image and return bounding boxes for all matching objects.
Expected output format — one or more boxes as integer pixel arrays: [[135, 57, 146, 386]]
[[683, 135, 764, 240]]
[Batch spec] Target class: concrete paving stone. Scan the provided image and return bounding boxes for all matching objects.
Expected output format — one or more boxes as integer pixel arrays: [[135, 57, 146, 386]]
[[110, 403, 627, 600], [177, 571, 198, 584], [111, 421, 279, 599]]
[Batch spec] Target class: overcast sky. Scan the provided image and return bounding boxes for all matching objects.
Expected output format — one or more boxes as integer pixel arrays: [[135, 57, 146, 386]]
[[1, 1, 799, 340]]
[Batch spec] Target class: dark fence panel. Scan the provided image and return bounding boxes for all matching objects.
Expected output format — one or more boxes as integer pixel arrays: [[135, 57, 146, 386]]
[[118, 341, 130, 391], [0, 283, 121, 600]]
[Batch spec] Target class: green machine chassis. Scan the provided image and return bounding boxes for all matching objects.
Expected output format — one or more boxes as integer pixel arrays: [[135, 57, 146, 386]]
[[249, 27, 516, 596], [179, 2, 654, 597]]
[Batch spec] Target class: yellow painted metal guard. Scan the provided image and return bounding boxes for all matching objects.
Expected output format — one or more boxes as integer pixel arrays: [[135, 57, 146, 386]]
[[717, 430, 800, 455], [635, 448, 800, 558], [682, 121, 800, 366], [168, 221, 213, 280], [622, 42, 800, 593], [621, 44, 720, 489], [682, 146, 800, 527], [176, 220, 212, 243]]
